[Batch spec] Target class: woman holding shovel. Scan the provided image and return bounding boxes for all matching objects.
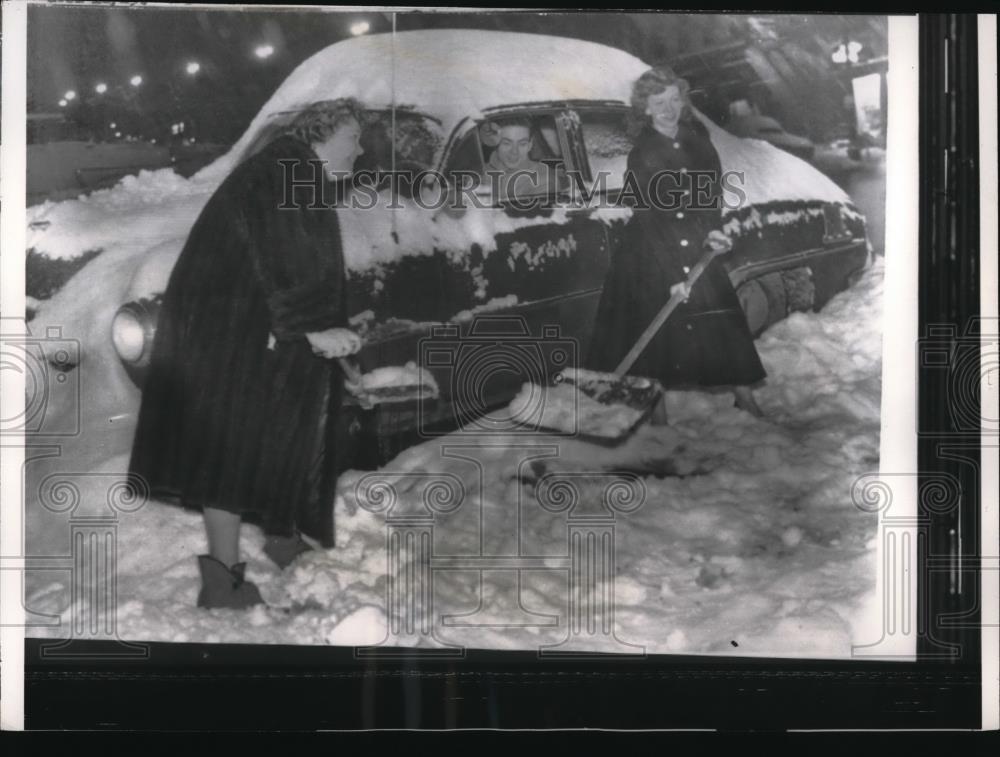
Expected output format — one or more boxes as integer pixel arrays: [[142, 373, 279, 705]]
[[588, 67, 766, 419]]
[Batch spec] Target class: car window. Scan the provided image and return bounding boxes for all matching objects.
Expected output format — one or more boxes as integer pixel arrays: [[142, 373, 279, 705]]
[[578, 109, 633, 190], [444, 112, 569, 202], [357, 109, 442, 173]]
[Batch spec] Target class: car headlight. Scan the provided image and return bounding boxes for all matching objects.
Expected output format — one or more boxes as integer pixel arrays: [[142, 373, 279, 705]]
[[111, 299, 159, 368]]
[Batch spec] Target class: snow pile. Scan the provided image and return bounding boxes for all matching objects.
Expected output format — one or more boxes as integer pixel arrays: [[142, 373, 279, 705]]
[[511, 380, 645, 437], [26, 168, 212, 262], [26, 256, 884, 657]]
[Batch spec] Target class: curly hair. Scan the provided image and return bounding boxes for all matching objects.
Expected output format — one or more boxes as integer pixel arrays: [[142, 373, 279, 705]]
[[283, 97, 365, 145], [627, 66, 692, 137]]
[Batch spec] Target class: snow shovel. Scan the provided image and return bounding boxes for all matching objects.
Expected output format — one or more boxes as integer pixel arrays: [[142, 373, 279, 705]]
[[338, 358, 439, 409], [537, 241, 731, 441]]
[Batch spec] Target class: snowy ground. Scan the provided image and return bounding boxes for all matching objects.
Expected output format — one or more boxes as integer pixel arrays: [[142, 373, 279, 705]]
[[24, 257, 884, 657]]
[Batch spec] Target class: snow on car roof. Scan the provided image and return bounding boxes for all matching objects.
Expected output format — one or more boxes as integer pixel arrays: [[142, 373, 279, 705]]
[[201, 29, 649, 180], [27, 29, 852, 272], [200, 28, 848, 207]]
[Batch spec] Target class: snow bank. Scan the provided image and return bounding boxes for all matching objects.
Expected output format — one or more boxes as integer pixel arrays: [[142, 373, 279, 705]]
[[26, 258, 884, 657]]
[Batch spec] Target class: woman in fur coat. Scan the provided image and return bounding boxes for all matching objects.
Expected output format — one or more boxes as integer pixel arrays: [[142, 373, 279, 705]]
[[127, 99, 366, 608]]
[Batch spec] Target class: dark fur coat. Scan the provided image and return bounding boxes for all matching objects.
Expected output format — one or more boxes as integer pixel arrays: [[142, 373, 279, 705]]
[[127, 136, 350, 546]]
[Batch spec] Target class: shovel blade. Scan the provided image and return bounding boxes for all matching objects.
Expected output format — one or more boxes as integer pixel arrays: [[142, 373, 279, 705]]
[[558, 368, 663, 412], [526, 368, 664, 442]]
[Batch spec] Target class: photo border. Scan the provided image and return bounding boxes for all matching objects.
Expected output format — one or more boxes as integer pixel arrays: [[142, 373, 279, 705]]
[[2, 7, 995, 731]]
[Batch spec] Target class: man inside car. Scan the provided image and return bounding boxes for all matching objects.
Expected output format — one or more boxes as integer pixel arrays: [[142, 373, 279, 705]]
[[482, 116, 562, 200]]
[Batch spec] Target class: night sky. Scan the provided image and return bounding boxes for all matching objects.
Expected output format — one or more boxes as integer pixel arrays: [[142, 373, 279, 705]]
[[26, 5, 885, 146]]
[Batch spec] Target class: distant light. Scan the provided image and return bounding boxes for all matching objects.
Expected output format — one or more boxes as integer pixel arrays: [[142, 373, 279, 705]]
[[254, 44, 274, 59], [115, 131, 122, 137], [95, 82, 108, 94], [150, 138, 157, 144], [58, 99, 68, 107], [109, 122, 117, 128], [186, 61, 201, 75], [349, 20, 370, 36], [130, 75, 143, 87], [64, 90, 77, 101], [832, 41, 862, 64]]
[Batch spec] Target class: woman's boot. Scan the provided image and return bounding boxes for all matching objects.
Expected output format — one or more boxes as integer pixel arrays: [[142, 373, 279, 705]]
[[263, 533, 314, 570], [733, 386, 764, 418], [196, 555, 264, 609]]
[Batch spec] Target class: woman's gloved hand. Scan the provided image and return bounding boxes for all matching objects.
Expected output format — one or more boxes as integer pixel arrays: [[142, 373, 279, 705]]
[[704, 229, 733, 253], [305, 328, 362, 359], [670, 281, 692, 302]]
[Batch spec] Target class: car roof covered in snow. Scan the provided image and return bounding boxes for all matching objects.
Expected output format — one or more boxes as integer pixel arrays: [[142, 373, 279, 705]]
[[201, 29, 649, 179], [197, 29, 850, 208]]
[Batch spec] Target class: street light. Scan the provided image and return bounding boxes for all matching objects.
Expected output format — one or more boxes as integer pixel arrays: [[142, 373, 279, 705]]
[[95, 82, 108, 94], [130, 75, 143, 87], [64, 90, 77, 101], [186, 61, 201, 75], [350, 20, 370, 36], [254, 44, 274, 59], [832, 41, 863, 65], [58, 99, 68, 107]]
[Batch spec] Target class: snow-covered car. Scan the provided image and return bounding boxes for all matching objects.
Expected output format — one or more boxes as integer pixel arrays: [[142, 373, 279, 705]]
[[725, 114, 816, 161], [27, 30, 869, 447]]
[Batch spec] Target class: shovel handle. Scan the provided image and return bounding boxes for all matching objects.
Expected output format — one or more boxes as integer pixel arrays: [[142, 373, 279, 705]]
[[612, 243, 729, 378], [338, 358, 376, 409], [337, 357, 364, 384]]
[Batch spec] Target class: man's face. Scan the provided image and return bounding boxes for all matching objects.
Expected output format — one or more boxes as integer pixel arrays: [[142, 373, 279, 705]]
[[495, 125, 534, 170]]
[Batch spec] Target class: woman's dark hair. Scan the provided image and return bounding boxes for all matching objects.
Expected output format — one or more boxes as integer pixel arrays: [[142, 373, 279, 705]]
[[628, 66, 693, 137], [284, 97, 365, 145]]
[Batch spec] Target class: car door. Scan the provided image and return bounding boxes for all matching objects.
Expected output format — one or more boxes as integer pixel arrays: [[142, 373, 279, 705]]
[[442, 106, 625, 366]]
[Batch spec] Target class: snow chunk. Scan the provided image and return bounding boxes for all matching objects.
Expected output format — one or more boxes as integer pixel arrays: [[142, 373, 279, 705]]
[[510, 381, 644, 437], [360, 362, 438, 394], [325, 605, 387, 646]]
